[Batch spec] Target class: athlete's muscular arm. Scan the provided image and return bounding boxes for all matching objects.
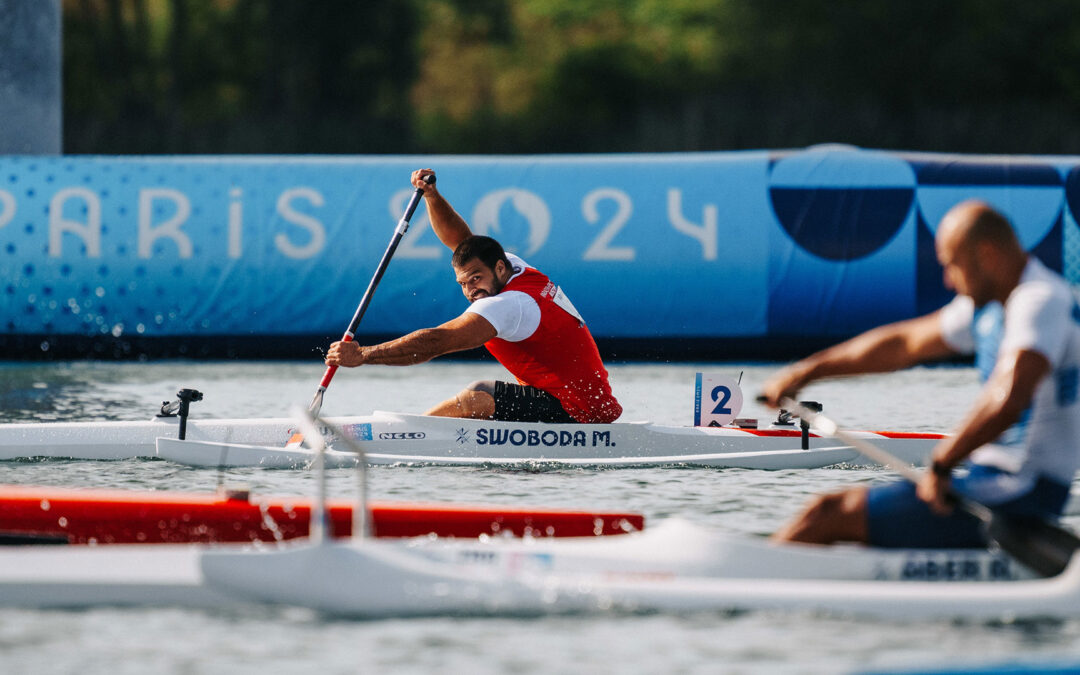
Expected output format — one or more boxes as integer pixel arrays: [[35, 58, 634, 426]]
[[325, 313, 497, 367], [760, 311, 956, 407], [918, 348, 1051, 512], [411, 169, 472, 250]]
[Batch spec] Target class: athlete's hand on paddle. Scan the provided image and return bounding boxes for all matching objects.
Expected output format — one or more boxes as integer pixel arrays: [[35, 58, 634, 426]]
[[916, 469, 953, 515], [302, 171, 435, 419], [410, 169, 439, 194], [759, 363, 813, 408], [325, 341, 369, 368]]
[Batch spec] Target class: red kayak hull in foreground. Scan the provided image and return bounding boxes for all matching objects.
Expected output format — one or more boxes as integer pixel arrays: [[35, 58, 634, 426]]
[[0, 485, 643, 544]]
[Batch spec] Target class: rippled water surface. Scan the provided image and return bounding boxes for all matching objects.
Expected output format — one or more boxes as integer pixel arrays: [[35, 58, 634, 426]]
[[1, 360, 1078, 674]]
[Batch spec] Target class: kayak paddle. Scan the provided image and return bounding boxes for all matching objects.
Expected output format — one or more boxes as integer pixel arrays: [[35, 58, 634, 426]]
[[290, 174, 434, 445]]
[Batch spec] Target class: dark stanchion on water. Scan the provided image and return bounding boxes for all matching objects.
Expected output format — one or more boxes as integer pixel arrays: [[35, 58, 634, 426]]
[[770, 400, 822, 450], [157, 388, 204, 440], [798, 401, 822, 450]]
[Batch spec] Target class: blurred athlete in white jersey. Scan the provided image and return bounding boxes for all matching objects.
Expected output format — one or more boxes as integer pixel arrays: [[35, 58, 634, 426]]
[[762, 200, 1080, 547]]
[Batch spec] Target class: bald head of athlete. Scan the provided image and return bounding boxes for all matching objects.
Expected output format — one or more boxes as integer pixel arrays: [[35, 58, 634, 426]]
[[935, 200, 1028, 308]]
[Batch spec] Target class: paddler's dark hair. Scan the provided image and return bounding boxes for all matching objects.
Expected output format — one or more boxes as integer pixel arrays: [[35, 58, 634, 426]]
[[452, 235, 512, 273]]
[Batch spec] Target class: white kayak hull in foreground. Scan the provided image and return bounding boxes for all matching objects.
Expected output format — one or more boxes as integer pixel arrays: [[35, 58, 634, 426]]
[[0, 519, 1057, 621]]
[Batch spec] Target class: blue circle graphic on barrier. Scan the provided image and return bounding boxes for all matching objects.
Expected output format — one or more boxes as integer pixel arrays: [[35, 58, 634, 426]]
[[915, 160, 1062, 248], [768, 147, 916, 262], [912, 158, 1064, 315]]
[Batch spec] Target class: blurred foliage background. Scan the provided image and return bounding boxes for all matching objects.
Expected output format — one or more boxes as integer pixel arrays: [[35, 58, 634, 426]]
[[62, 0, 1080, 155]]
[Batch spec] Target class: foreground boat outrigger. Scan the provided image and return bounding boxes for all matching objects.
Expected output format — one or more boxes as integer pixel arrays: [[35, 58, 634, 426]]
[[6, 516, 1066, 620], [0, 484, 644, 544]]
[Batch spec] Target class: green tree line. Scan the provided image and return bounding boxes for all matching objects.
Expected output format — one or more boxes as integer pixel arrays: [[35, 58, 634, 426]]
[[62, 0, 1080, 155]]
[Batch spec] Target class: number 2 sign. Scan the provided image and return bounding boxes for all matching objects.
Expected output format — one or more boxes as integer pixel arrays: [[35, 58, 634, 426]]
[[693, 372, 744, 427]]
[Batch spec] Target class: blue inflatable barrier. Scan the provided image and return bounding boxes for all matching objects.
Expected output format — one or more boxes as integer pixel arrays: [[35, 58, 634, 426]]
[[0, 147, 1077, 359]]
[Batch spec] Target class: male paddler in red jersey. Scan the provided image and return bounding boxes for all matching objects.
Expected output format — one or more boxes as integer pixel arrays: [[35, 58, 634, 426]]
[[325, 169, 622, 424]]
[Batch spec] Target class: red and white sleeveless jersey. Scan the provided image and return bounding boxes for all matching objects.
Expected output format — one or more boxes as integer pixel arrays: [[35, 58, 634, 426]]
[[466, 254, 622, 423]]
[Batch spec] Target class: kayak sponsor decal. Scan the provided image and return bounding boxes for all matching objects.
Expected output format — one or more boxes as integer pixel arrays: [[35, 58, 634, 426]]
[[456, 428, 471, 444], [601, 570, 677, 581], [454, 550, 555, 576], [476, 428, 615, 448], [377, 432, 426, 440], [342, 423, 373, 441], [505, 552, 555, 576], [894, 554, 1014, 581], [457, 550, 498, 564]]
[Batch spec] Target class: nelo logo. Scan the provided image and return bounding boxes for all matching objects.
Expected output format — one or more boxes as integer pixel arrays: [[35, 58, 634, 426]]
[[378, 432, 426, 440]]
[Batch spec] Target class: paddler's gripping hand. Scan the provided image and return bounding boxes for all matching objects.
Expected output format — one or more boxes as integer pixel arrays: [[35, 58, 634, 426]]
[[917, 464, 955, 515], [411, 169, 438, 194], [325, 340, 368, 368], [758, 363, 813, 408]]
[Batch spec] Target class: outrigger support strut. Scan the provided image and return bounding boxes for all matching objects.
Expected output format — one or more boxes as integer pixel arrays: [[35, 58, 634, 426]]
[[775, 400, 822, 450], [157, 388, 204, 440], [798, 401, 822, 450]]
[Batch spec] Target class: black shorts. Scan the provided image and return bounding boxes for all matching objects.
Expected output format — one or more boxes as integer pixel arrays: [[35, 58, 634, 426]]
[[491, 381, 577, 423]]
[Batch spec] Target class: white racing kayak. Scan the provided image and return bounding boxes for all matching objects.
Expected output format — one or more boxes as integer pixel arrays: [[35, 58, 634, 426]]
[[0, 376, 945, 469], [0, 409, 940, 469], [143, 412, 938, 469], [2, 518, 1067, 621], [151, 411, 940, 469], [155, 435, 864, 470]]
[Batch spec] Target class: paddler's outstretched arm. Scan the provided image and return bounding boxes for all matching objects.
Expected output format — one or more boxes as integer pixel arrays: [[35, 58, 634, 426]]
[[411, 169, 472, 250], [917, 348, 1050, 512], [325, 313, 496, 367], [760, 310, 956, 407]]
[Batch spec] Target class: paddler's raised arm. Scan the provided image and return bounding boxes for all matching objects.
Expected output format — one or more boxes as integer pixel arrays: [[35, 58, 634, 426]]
[[760, 310, 956, 408], [411, 169, 472, 251]]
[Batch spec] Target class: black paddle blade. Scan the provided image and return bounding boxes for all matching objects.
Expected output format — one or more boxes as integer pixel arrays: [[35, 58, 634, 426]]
[[986, 514, 1080, 578]]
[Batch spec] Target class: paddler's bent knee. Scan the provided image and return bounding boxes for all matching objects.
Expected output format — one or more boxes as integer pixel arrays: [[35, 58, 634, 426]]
[[771, 487, 869, 545], [424, 387, 496, 419]]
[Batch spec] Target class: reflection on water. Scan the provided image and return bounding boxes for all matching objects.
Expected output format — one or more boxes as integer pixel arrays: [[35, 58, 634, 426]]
[[0, 363, 132, 422], [0, 360, 322, 423]]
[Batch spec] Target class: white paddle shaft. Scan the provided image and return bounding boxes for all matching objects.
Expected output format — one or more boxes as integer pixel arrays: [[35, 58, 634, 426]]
[[782, 397, 994, 523], [781, 398, 925, 483]]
